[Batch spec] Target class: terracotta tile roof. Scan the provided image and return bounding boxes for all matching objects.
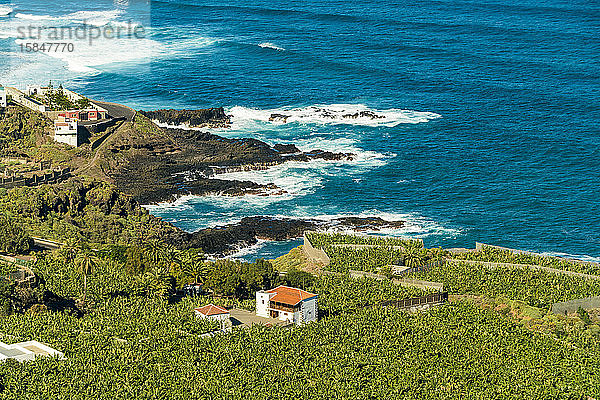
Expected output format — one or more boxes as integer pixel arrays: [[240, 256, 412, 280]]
[[267, 286, 317, 306], [195, 304, 229, 316]]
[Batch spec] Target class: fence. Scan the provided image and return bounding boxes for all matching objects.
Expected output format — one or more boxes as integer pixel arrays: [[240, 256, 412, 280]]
[[392, 277, 444, 292], [0, 168, 71, 189], [380, 292, 448, 310], [0, 254, 31, 268], [0, 257, 36, 287], [551, 296, 600, 315]]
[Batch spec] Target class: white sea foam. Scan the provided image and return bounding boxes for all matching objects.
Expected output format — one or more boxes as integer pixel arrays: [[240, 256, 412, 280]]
[[0, 6, 13, 16], [225, 239, 270, 260], [13, 13, 53, 21], [212, 139, 392, 202], [66, 10, 127, 27], [228, 104, 441, 127], [258, 42, 285, 51], [293, 211, 461, 239], [2, 9, 191, 74]]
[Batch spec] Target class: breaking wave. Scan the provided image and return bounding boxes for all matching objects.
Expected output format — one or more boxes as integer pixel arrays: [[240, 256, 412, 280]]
[[0, 6, 14, 16], [258, 42, 285, 51], [228, 104, 441, 127]]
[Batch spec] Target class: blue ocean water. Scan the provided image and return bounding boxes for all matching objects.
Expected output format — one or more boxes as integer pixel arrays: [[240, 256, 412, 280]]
[[1, 0, 599, 260]]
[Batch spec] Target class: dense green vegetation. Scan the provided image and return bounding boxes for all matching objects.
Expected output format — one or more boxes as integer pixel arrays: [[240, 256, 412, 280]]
[[0, 105, 599, 400], [41, 87, 90, 111], [0, 178, 181, 248], [0, 300, 598, 398], [324, 245, 403, 273], [0, 106, 51, 152], [0, 216, 32, 255], [408, 260, 600, 308], [323, 243, 445, 274], [453, 245, 600, 275]]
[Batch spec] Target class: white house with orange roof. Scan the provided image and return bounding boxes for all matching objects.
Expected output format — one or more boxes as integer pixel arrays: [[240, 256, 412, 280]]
[[256, 285, 318, 325], [194, 304, 230, 322]]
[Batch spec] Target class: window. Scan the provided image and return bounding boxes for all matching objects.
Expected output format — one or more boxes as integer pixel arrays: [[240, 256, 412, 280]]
[[262, 300, 265, 304]]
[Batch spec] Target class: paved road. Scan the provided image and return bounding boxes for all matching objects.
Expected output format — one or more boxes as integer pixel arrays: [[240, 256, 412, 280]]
[[92, 100, 136, 121]]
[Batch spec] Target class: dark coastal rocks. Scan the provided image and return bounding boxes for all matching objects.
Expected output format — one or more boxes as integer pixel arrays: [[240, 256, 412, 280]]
[[110, 120, 354, 204], [121, 176, 286, 205], [267, 108, 388, 125], [342, 110, 386, 120], [140, 108, 231, 128], [186, 216, 405, 255], [273, 144, 300, 154], [269, 113, 290, 123]]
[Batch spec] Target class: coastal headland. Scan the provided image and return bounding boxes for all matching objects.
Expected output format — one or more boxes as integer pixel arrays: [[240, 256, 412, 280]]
[[0, 94, 403, 255]]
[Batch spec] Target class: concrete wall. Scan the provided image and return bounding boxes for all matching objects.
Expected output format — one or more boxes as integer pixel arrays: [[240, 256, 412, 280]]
[[348, 269, 444, 291], [551, 296, 600, 315], [302, 233, 331, 266], [349, 270, 386, 281], [392, 278, 444, 292], [54, 132, 78, 147], [84, 116, 124, 136], [5, 87, 46, 112]]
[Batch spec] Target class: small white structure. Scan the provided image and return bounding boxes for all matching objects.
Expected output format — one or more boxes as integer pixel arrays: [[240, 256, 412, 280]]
[[0, 87, 6, 108], [194, 304, 230, 322], [256, 285, 318, 325], [390, 264, 411, 276], [25, 85, 52, 98], [0, 340, 64, 363], [54, 115, 79, 147]]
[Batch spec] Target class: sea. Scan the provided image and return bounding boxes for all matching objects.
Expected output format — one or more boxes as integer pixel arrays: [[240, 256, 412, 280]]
[[1, 0, 599, 261]]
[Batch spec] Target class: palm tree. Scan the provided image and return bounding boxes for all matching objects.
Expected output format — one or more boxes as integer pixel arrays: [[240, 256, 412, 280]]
[[74, 250, 100, 306], [162, 244, 181, 273], [143, 239, 166, 267], [180, 250, 209, 285], [58, 238, 80, 264], [402, 240, 427, 269]]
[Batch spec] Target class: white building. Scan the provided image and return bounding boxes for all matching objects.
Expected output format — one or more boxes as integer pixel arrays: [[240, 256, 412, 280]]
[[194, 304, 230, 322], [25, 85, 53, 98], [0, 87, 6, 108], [256, 285, 318, 325], [0, 340, 64, 363], [54, 116, 79, 147]]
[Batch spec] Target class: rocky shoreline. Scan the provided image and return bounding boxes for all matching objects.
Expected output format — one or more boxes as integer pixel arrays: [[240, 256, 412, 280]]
[[107, 112, 353, 204], [139, 108, 231, 129], [184, 216, 405, 255], [79, 107, 406, 254]]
